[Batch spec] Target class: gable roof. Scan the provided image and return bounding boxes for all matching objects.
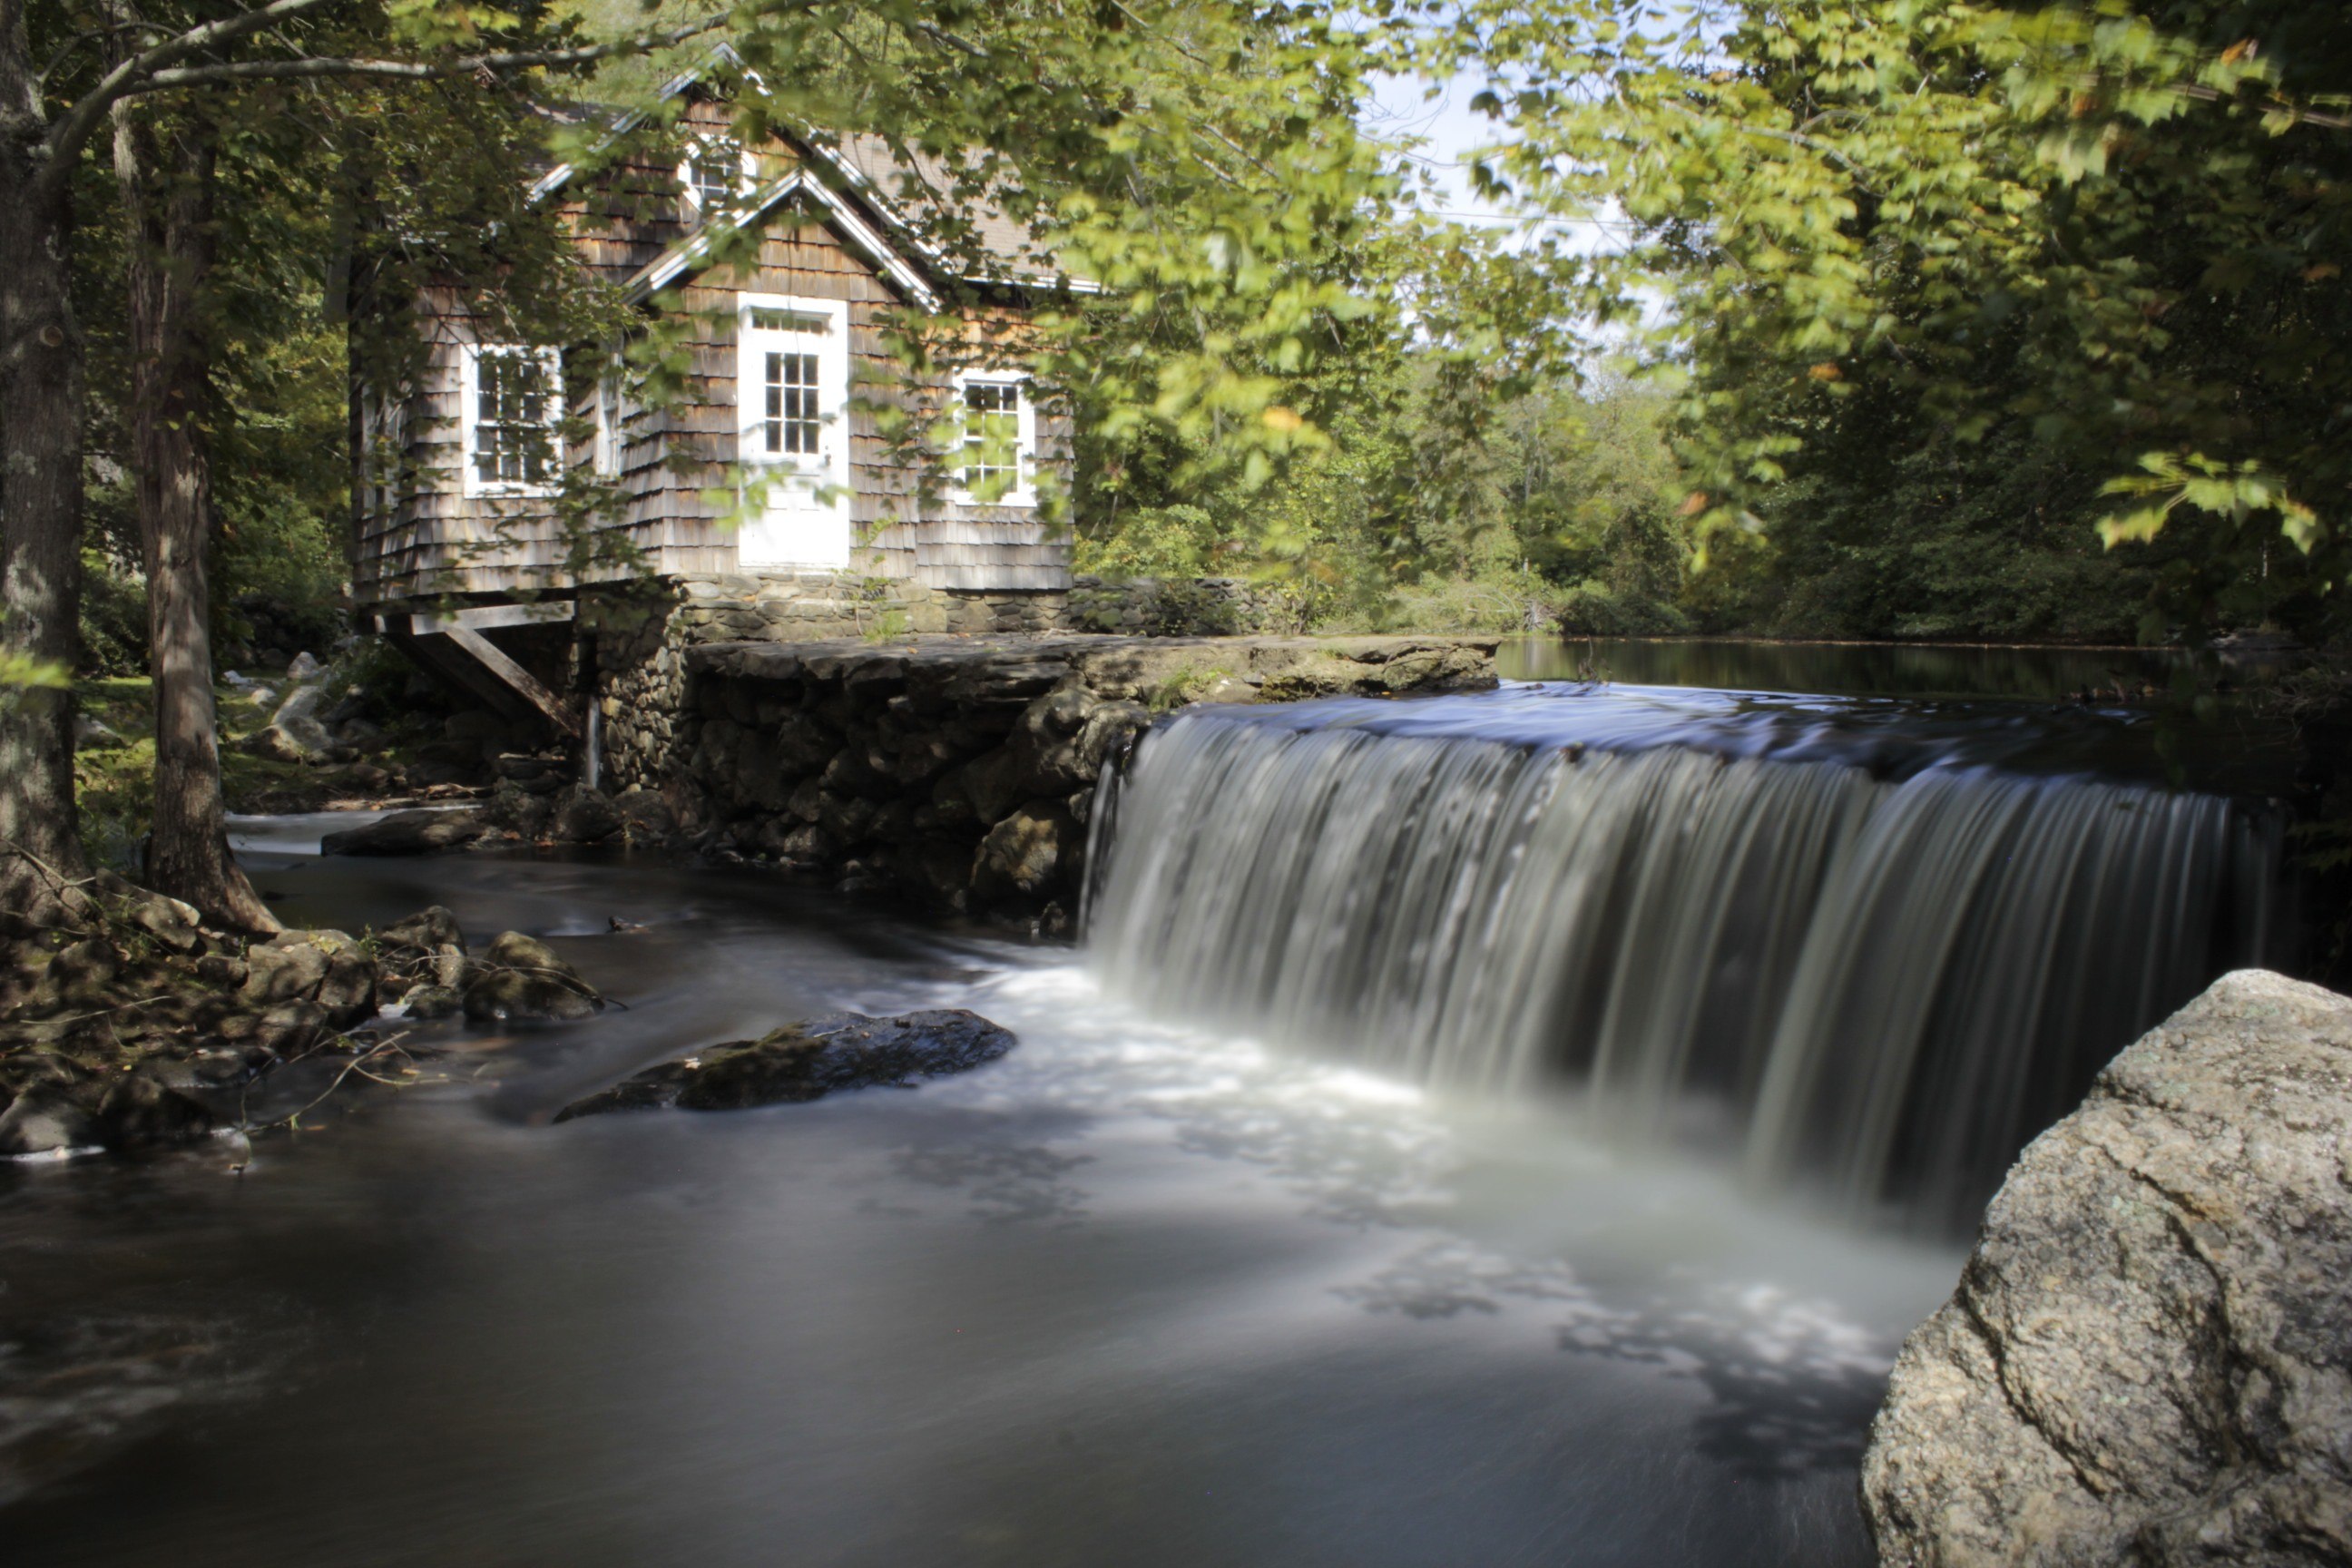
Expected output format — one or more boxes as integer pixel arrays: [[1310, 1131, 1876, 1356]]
[[623, 170, 942, 309], [532, 44, 1093, 305]]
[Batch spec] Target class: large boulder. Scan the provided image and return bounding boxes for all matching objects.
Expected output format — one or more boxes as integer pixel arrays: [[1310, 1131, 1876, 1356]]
[[243, 680, 353, 764], [321, 808, 488, 857], [1863, 970, 2352, 1568], [87, 868, 203, 954], [461, 931, 603, 1023], [938, 747, 1022, 827], [93, 1065, 216, 1146], [0, 1086, 99, 1156], [614, 789, 677, 845], [554, 1009, 1015, 1121], [1007, 682, 1102, 797]]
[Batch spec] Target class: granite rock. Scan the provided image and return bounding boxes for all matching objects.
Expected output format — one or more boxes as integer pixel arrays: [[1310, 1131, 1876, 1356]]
[[1863, 969, 2352, 1568]]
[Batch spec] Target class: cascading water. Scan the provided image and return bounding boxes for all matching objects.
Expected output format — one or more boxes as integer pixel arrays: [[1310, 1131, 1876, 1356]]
[[1084, 684, 2284, 1228]]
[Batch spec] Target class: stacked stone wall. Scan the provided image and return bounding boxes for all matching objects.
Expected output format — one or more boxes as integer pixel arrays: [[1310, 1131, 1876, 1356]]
[[583, 571, 1284, 800], [593, 631, 1496, 921], [578, 568, 1496, 921]]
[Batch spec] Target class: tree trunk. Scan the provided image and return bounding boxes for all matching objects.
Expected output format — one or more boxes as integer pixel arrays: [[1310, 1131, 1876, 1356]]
[[114, 100, 277, 933], [0, 3, 93, 932]]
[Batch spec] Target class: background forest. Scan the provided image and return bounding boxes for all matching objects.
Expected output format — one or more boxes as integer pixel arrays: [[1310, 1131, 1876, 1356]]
[[50, 0, 2352, 684]]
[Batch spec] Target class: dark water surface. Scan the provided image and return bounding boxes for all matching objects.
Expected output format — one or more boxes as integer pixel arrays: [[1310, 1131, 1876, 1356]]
[[3, 828, 1956, 1567], [1497, 633, 2283, 703]]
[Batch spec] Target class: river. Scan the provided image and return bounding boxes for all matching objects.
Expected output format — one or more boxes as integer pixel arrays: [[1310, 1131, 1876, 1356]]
[[0, 644, 2296, 1566]]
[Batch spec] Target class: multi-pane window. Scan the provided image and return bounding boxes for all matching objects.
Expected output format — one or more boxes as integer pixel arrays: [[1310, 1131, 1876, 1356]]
[[682, 138, 747, 218], [959, 378, 1024, 501], [690, 152, 735, 211], [763, 350, 821, 456], [467, 348, 558, 493]]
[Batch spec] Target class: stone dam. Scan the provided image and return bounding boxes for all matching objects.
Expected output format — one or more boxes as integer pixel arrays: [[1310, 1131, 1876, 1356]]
[[587, 627, 1500, 920]]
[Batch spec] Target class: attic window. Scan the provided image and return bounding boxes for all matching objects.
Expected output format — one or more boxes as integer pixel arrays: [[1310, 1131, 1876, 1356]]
[[952, 371, 1036, 508], [680, 137, 752, 218], [462, 346, 561, 497]]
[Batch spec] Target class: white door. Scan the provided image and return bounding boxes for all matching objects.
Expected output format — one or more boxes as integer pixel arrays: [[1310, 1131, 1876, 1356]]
[[735, 297, 851, 568]]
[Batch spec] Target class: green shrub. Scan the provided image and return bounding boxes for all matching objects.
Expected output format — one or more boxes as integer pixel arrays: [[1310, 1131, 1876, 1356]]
[[1075, 505, 1228, 579]]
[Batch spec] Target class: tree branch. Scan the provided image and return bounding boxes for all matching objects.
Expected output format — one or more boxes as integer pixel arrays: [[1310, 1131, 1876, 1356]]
[[121, 16, 728, 95], [2174, 80, 2352, 132], [44, 0, 348, 190], [42, 2, 730, 201], [911, 21, 988, 60]]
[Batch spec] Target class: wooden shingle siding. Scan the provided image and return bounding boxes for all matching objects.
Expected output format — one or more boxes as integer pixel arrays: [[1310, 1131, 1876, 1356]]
[[355, 107, 1072, 604]]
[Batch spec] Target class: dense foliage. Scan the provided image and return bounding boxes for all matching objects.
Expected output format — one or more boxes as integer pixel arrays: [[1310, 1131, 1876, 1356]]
[[34, 0, 2352, 692], [1415, 0, 2352, 644]]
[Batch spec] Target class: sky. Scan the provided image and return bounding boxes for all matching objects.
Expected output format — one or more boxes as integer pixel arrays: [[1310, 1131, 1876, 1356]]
[[1360, 71, 1633, 261], [1362, 71, 1517, 223]]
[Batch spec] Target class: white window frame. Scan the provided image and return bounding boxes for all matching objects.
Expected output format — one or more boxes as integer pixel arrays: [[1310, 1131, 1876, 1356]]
[[734, 293, 854, 569], [736, 295, 850, 478], [677, 134, 757, 220], [460, 344, 563, 499], [949, 368, 1038, 510], [593, 373, 622, 478]]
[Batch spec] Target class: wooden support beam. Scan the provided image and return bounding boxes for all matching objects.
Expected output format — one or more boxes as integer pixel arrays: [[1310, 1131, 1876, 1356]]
[[443, 625, 583, 740], [406, 601, 576, 635], [387, 628, 527, 720]]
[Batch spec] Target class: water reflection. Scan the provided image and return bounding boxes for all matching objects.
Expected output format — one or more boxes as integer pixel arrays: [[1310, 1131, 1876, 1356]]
[[874, 1114, 1097, 1226], [1338, 1240, 1890, 1481], [1498, 633, 2289, 703], [0, 1306, 304, 1507]]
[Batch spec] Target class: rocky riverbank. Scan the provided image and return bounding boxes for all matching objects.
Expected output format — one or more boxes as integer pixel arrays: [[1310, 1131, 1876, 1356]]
[[1863, 969, 2352, 1567], [0, 890, 606, 1159]]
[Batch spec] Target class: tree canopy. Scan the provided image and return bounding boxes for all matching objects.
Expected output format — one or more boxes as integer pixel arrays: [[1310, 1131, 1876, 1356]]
[[1412, 0, 2352, 640]]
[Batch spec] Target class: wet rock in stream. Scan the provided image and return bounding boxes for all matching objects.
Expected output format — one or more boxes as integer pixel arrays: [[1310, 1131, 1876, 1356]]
[[460, 932, 603, 1023], [320, 808, 488, 856], [553, 1009, 1015, 1122], [374, 905, 470, 999]]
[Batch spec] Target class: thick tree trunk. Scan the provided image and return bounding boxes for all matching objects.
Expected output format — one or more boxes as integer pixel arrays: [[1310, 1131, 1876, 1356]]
[[0, 5, 93, 931], [115, 102, 276, 933]]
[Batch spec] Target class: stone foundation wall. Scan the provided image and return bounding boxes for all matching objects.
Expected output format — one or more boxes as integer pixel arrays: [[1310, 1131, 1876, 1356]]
[[581, 584, 691, 799], [596, 632, 1497, 921], [578, 568, 1496, 919], [583, 571, 1291, 798]]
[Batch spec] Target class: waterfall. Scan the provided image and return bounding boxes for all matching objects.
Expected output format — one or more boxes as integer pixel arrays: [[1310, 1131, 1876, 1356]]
[[1085, 691, 2282, 1227]]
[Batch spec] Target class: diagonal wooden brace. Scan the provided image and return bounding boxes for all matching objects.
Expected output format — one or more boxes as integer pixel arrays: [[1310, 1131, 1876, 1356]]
[[441, 624, 583, 740]]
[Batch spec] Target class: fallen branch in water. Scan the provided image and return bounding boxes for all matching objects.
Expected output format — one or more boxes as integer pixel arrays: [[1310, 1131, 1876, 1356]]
[[234, 1032, 423, 1138]]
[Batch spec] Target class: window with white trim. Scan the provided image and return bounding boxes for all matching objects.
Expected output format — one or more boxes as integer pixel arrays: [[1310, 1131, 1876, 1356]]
[[678, 135, 753, 220], [951, 371, 1037, 507], [461, 346, 562, 496]]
